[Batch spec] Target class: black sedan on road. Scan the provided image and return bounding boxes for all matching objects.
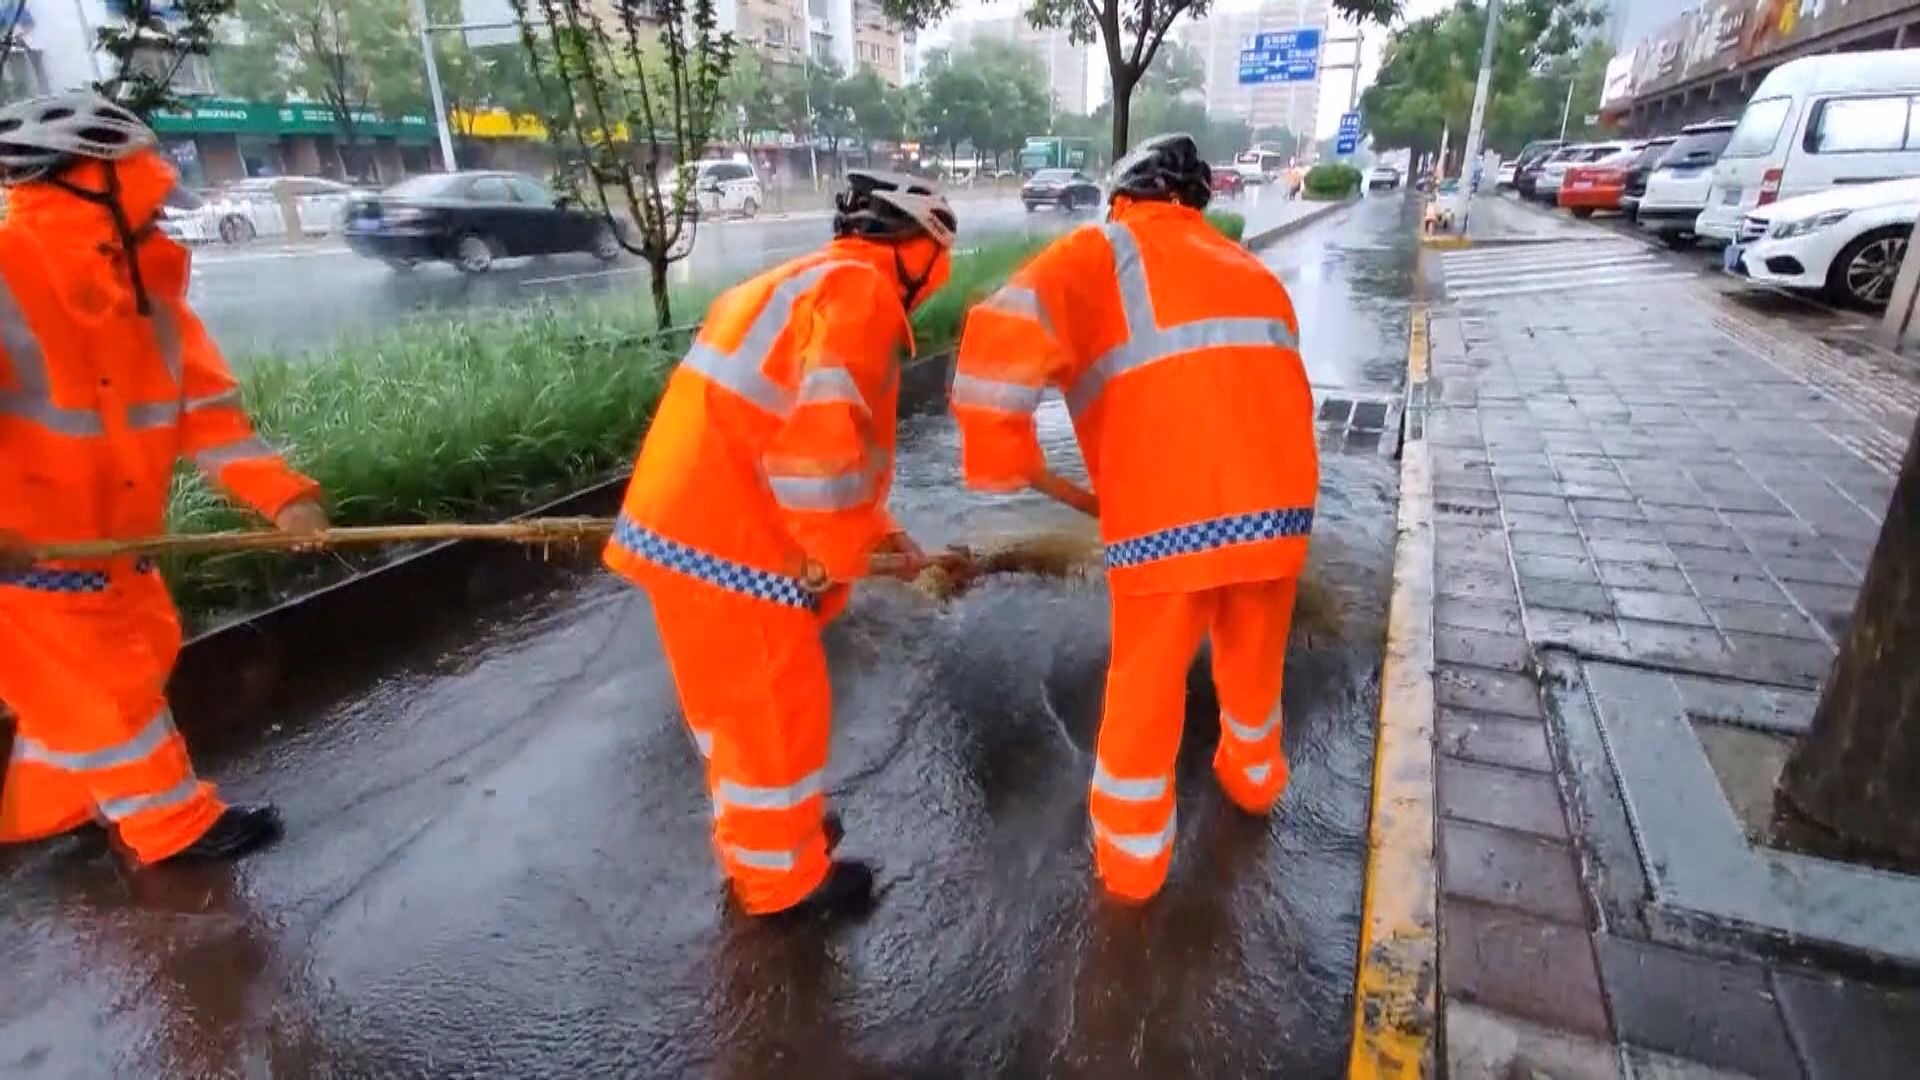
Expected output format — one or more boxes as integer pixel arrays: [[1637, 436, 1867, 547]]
[[1022, 168, 1102, 212], [345, 171, 623, 273]]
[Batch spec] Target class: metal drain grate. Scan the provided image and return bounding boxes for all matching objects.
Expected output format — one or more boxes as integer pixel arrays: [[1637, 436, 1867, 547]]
[[1314, 391, 1403, 456]]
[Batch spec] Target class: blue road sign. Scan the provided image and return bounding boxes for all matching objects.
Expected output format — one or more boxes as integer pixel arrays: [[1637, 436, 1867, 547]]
[[1335, 135, 1359, 155], [1237, 28, 1321, 85], [1338, 111, 1361, 135]]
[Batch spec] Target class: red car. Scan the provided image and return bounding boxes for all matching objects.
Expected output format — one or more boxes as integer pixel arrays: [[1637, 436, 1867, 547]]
[[1210, 166, 1245, 197], [1558, 146, 1640, 218]]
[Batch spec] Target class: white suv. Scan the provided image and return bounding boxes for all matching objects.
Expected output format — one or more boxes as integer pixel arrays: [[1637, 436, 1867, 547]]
[[690, 159, 763, 218], [1636, 120, 1735, 249], [1726, 176, 1919, 309]]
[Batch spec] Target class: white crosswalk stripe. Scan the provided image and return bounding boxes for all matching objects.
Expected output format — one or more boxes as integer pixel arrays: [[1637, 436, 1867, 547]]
[[1438, 239, 1697, 303]]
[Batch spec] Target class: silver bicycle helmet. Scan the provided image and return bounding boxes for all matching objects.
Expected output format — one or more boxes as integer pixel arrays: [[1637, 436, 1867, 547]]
[[0, 92, 156, 185], [834, 169, 958, 248]]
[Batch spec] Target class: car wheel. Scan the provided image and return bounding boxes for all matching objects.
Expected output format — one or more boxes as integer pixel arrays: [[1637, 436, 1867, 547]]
[[1024, 202, 1038, 213], [591, 223, 621, 263], [218, 214, 256, 244], [454, 233, 496, 274], [1570, 207, 1595, 219], [1826, 226, 1907, 310], [1660, 232, 1697, 251], [383, 256, 420, 272]]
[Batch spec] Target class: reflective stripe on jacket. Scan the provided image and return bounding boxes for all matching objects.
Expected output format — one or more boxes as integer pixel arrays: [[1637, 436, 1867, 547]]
[[0, 166, 318, 551], [607, 239, 911, 597], [952, 200, 1319, 595]]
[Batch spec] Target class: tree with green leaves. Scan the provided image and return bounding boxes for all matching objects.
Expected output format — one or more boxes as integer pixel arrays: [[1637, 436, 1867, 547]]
[[91, 1, 237, 120], [720, 49, 783, 151], [841, 64, 903, 147], [509, 0, 733, 326], [880, 0, 1401, 158], [916, 48, 991, 165], [806, 61, 857, 173], [1141, 38, 1205, 97], [222, 0, 424, 178], [1360, 0, 1605, 159]]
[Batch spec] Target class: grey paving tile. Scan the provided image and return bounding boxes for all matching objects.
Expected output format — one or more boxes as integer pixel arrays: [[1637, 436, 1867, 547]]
[[1596, 937, 1799, 1080], [1509, 530, 1591, 558], [1438, 709, 1554, 773], [1725, 633, 1836, 687], [1743, 529, 1835, 557], [1503, 493, 1578, 517], [1667, 546, 1766, 578], [1525, 607, 1629, 655], [1438, 568, 1522, 604], [1437, 664, 1543, 718], [1447, 1001, 1622, 1080], [1610, 590, 1714, 627], [1620, 620, 1737, 667], [1444, 899, 1609, 1039], [1515, 554, 1600, 584], [1781, 580, 1859, 621], [1498, 476, 1566, 496], [1521, 579, 1616, 616], [1643, 504, 1726, 525], [1442, 819, 1589, 924], [1701, 597, 1827, 642], [1637, 488, 1718, 511], [1439, 758, 1568, 838], [1658, 523, 1746, 550], [1572, 498, 1647, 521], [1775, 971, 1920, 1080], [1587, 539, 1676, 566], [1438, 597, 1526, 636], [1437, 486, 1501, 510], [1689, 571, 1789, 605], [1436, 627, 1532, 673], [1706, 488, 1791, 514], [1506, 512, 1584, 536], [1597, 562, 1692, 593], [1581, 517, 1664, 541], [1760, 553, 1862, 587]]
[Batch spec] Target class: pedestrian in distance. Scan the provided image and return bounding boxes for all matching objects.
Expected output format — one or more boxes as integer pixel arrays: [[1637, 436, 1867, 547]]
[[0, 93, 330, 868], [604, 170, 957, 922], [950, 133, 1320, 902]]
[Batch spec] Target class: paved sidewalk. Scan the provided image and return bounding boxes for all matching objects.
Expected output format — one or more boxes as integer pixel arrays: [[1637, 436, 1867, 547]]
[[1410, 203, 1920, 1077]]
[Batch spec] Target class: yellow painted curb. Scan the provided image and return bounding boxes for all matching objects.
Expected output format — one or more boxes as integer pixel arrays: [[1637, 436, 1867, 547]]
[[1418, 234, 1472, 250], [1347, 303, 1439, 1079]]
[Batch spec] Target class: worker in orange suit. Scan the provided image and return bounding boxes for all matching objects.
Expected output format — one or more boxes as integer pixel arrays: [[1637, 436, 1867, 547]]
[[0, 93, 329, 868], [951, 134, 1318, 902], [606, 170, 956, 922]]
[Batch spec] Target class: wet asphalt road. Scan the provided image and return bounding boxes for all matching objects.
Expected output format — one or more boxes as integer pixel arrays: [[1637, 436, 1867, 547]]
[[187, 196, 1088, 357], [1, 192, 1421, 1078]]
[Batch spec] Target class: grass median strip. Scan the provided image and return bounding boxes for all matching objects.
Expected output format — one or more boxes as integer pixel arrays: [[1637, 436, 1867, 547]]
[[163, 215, 1247, 625]]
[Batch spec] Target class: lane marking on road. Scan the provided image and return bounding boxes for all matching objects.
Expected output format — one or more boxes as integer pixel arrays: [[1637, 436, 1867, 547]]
[[1443, 260, 1668, 290], [520, 266, 647, 287], [1347, 299, 1438, 1080], [1449, 269, 1699, 301], [192, 246, 359, 267], [1437, 246, 1650, 275], [1440, 253, 1661, 284]]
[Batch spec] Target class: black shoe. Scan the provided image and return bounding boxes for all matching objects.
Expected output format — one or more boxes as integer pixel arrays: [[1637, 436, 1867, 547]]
[[824, 811, 844, 854], [768, 859, 877, 924], [162, 804, 284, 864]]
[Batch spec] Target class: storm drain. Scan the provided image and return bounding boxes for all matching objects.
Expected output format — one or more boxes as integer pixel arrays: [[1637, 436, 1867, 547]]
[[1314, 391, 1403, 457]]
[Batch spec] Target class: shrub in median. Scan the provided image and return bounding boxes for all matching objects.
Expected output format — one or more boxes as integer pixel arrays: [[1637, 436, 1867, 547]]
[[1304, 163, 1361, 200]]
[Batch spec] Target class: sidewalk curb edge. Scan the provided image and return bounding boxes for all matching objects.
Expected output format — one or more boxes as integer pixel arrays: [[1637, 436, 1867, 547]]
[[1246, 196, 1356, 250], [1347, 301, 1440, 1079]]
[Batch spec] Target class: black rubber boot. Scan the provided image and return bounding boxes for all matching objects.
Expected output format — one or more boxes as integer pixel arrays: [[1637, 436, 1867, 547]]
[[161, 804, 284, 864], [768, 859, 877, 925]]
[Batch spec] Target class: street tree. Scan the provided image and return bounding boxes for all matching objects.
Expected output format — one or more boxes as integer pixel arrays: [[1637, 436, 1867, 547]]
[[224, 0, 422, 178], [509, 0, 734, 327], [842, 65, 904, 147], [1774, 411, 1920, 874], [880, 0, 1401, 159], [1141, 38, 1205, 97], [807, 60, 857, 173], [720, 49, 782, 151], [92, 0, 237, 120], [967, 38, 1047, 168], [917, 48, 992, 165]]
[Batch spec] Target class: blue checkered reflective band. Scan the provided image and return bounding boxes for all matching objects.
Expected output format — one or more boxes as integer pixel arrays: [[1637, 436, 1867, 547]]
[[0, 567, 110, 593], [1106, 507, 1315, 569], [612, 515, 820, 611]]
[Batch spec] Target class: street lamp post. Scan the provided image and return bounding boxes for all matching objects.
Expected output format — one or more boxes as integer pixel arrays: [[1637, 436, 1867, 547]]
[[410, 0, 460, 172], [1457, 0, 1502, 233], [1559, 70, 1577, 140]]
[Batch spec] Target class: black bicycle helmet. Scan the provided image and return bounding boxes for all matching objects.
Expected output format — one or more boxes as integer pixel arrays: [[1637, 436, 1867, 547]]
[[1107, 133, 1212, 210], [832, 169, 957, 247]]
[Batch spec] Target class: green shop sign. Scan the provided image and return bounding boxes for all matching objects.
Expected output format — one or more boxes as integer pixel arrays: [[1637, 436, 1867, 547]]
[[151, 98, 435, 143]]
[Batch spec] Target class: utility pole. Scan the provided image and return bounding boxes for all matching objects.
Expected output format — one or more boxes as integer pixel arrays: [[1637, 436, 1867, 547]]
[[1559, 69, 1577, 139], [410, 0, 459, 172], [1458, 0, 1501, 232]]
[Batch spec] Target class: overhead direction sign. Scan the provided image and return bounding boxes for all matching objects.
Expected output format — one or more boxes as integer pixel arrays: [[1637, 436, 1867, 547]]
[[1237, 28, 1321, 85]]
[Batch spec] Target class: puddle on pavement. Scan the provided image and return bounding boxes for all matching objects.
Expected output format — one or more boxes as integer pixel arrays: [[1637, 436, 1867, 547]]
[[3, 202, 1412, 1078]]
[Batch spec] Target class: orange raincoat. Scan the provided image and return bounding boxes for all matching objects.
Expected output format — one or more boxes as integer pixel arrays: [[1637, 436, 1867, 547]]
[[953, 199, 1318, 900], [0, 151, 319, 864], [606, 236, 933, 914]]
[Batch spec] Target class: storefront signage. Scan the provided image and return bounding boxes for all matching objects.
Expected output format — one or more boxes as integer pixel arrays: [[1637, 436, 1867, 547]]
[[151, 97, 434, 141], [1619, 0, 1908, 102]]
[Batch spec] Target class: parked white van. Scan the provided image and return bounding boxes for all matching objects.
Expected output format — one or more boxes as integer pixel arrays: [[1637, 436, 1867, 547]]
[[1696, 50, 1920, 244]]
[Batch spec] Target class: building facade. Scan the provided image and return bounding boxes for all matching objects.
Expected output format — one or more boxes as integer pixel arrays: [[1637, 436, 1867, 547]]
[[722, 0, 905, 81], [947, 11, 1089, 116], [1175, 0, 1330, 137]]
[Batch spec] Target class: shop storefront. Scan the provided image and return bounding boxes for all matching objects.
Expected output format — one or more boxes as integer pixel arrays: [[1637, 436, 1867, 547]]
[[151, 98, 442, 188]]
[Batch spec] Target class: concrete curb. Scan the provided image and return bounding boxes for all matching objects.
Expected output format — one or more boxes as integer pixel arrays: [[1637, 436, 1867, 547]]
[[1346, 299, 1440, 1079], [1246, 197, 1355, 250]]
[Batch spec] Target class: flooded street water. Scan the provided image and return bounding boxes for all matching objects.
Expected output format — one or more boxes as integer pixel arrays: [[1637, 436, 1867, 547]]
[[0, 194, 1419, 1078]]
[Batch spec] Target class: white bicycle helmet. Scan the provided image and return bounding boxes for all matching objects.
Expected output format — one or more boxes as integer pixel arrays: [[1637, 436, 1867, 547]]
[[834, 169, 957, 248], [0, 91, 156, 184]]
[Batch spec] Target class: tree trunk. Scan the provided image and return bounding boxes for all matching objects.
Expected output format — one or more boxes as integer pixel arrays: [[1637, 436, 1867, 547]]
[[1109, 71, 1134, 160], [1774, 410, 1920, 873], [646, 254, 673, 329]]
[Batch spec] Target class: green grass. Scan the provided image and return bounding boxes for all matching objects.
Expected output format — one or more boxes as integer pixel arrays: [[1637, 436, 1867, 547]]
[[164, 221, 1240, 624]]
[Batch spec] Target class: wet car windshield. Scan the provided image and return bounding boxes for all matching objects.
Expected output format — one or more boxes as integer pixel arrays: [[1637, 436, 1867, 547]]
[[1031, 170, 1076, 182], [385, 174, 466, 199]]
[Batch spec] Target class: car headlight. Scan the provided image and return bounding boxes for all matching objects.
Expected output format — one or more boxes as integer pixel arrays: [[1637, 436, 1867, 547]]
[[1771, 209, 1850, 239]]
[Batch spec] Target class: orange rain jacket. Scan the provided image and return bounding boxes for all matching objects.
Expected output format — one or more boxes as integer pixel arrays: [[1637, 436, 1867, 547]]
[[952, 199, 1318, 595], [606, 238, 915, 605], [0, 153, 319, 548]]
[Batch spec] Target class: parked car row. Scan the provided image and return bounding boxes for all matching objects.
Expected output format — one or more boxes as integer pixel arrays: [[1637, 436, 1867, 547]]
[[1498, 49, 1920, 310]]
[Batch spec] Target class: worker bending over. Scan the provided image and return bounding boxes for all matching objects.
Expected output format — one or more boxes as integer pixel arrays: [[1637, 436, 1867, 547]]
[[606, 171, 955, 921], [0, 94, 329, 866], [951, 134, 1319, 902]]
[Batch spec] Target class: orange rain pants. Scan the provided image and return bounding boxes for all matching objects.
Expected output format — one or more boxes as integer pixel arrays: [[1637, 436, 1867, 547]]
[[607, 237, 939, 913], [952, 198, 1318, 900], [0, 151, 319, 864], [1093, 578, 1297, 900]]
